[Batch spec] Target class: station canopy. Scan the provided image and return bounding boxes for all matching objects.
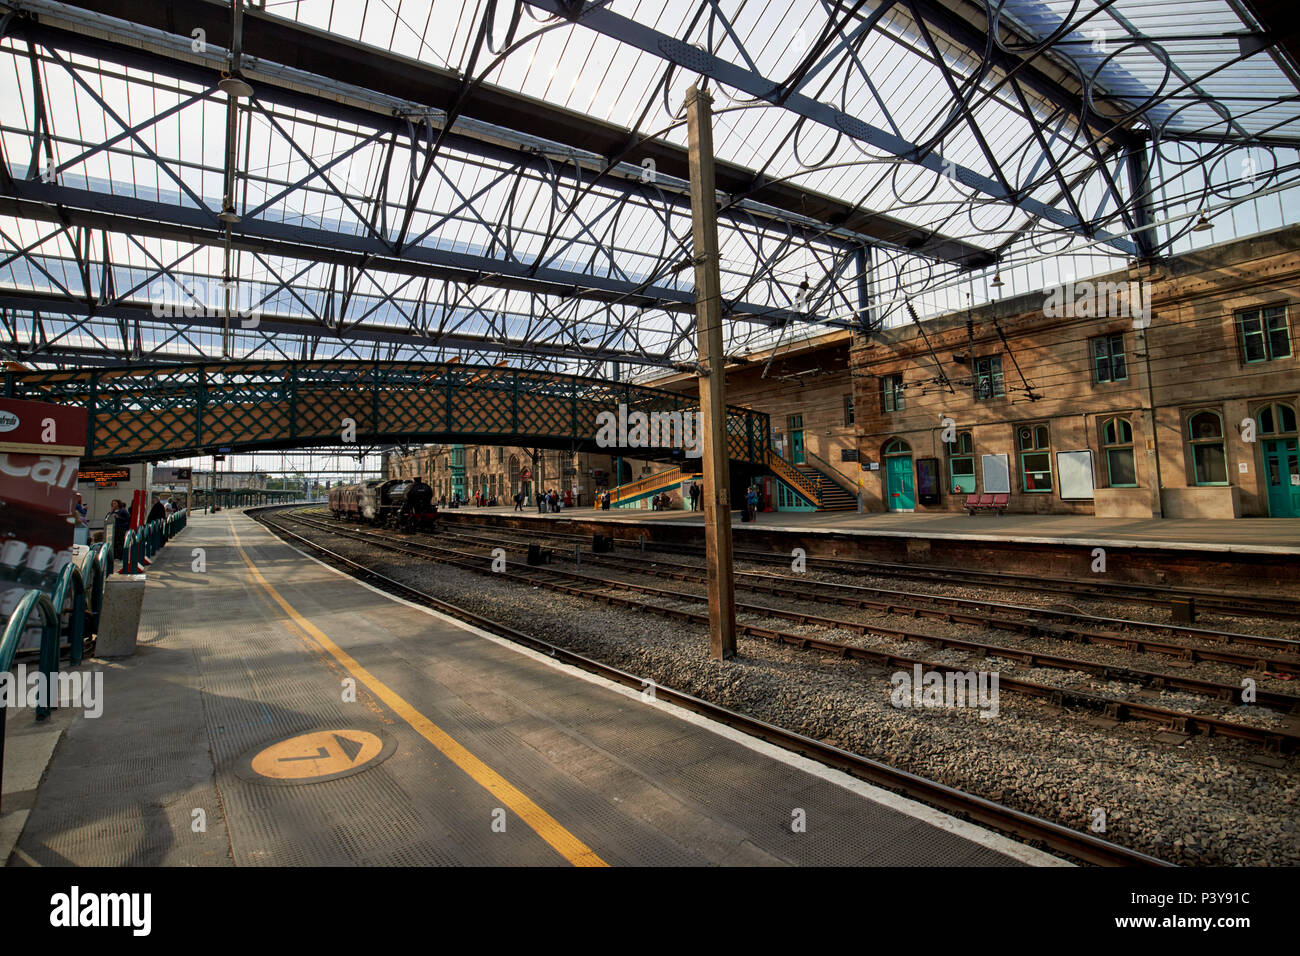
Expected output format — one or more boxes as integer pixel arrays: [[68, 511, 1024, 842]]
[[2, 0, 1298, 377]]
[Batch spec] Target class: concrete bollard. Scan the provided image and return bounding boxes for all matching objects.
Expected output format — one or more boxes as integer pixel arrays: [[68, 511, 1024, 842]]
[[95, 573, 147, 657]]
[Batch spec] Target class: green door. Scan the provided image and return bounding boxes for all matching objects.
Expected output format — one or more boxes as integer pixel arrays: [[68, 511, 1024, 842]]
[[886, 455, 915, 511], [788, 415, 805, 465], [1262, 438, 1300, 517]]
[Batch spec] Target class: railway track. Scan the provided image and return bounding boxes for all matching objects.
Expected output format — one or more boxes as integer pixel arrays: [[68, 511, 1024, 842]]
[[251, 506, 1170, 867], [437, 513, 1300, 622], [271, 511, 1300, 753], [432, 524, 1300, 663]]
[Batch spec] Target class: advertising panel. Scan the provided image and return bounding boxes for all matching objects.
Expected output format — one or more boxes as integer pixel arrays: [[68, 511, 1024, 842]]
[[0, 397, 89, 631]]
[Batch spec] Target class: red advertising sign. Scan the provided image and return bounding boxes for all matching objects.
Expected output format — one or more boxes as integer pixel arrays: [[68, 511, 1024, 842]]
[[0, 396, 87, 455], [0, 397, 90, 628]]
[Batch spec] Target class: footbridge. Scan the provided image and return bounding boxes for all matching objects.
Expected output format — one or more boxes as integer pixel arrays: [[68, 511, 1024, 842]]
[[2, 361, 772, 466]]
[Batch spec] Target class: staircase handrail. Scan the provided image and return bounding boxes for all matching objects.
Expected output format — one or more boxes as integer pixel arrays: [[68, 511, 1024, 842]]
[[608, 466, 683, 505], [765, 448, 821, 506], [804, 448, 860, 497]]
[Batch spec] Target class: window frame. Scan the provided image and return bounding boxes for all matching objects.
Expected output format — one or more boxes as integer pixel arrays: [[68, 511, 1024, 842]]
[[1101, 416, 1137, 488], [844, 392, 855, 426], [1017, 422, 1053, 493], [1255, 401, 1298, 436], [1090, 332, 1128, 384], [881, 374, 905, 413], [1236, 305, 1292, 363], [1187, 409, 1230, 486], [973, 355, 1004, 400], [945, 430, 975, 494]]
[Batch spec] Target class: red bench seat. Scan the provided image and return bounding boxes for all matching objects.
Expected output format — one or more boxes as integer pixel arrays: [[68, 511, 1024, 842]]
[[965, 492, 1008, 515]]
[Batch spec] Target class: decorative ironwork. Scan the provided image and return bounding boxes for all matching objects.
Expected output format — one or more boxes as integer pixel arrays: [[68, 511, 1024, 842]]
[[3, 360, 771, 465]]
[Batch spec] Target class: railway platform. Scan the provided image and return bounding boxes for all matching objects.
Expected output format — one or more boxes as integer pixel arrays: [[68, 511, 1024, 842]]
[[469, 504, 1300, 554], [446, 506, 1299, 595], [4, 511, 1057, 867]]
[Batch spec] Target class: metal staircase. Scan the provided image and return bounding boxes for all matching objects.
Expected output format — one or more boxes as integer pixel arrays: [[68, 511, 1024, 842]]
[[795, 465, 858, 511], [607, 467, 684, 507]]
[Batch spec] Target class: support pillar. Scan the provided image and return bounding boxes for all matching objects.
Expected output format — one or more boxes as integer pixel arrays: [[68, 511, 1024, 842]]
[[685, 85, 736, 661]]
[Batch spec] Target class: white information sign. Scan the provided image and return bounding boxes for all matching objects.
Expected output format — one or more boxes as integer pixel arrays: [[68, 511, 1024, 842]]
[[981, 454, 1010, 493], [1056, 450, 1095, 500]]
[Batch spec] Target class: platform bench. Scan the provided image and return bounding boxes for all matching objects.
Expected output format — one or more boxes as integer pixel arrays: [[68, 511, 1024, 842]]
[[964, 493, 1009, 515]]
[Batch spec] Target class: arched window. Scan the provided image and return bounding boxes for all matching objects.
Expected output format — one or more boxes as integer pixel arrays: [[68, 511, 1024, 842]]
[[1102, 417, 1136, 487], [883, 437, 911, 456], [945, 430, 975, 493], [1018, 423, 1052, 492], [1256, 402, 1298, 435], [508, 455, 520, 491], [1188, 410, 1228, 485]]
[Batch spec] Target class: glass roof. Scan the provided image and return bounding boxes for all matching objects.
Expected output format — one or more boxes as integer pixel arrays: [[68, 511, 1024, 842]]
[[1, 0, 1297, 376]]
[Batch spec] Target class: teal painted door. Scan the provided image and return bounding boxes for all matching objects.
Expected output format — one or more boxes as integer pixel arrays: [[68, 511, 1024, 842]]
[[886, 456, 915, 510], [1262, 438, 1300, 517], [788, 415, 805, 465]]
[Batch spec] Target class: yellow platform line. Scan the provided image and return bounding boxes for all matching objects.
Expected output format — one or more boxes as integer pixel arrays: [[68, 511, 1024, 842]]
[[228, 519, 607, 867]]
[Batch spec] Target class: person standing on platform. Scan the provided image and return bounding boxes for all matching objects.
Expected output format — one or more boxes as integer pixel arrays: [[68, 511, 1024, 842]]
[[108, 499, 131, 565], [746, 485, 759, 522], [514, 491, 523, 512]]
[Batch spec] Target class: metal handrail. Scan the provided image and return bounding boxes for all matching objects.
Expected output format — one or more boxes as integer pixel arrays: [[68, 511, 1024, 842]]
[[50, 561, 87, 666], [1, 590, 61, 715], [121, 528, 139, 573], [83, 542, 107, 628], [803, 448, 860, 497], [0, 590, 60, 810], [108, 508, 187, 575], [765, 448, 821, 506], [608, 466, 683, 505]]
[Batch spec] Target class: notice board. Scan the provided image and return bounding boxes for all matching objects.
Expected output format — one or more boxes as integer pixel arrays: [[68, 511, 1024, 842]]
[[1056, 450, 1096, 500], [981, 454, 1010, 493]]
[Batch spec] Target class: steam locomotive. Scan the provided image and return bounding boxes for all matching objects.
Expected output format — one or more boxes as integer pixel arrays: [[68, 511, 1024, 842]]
[[328, 478, 437, 531]]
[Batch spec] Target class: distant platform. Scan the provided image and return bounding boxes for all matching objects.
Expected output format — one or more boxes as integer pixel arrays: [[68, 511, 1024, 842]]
[[462, 504, 1300, 556], [8, 511, 1053, 867]]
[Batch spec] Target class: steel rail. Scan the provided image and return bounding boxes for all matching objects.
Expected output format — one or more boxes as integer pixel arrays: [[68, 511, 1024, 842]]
[[430, 523, 1300, 660], [437, 515, 1300, 621]]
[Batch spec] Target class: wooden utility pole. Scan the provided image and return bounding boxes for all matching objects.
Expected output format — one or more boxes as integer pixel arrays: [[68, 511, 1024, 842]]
[[685, 85, 737, 660]]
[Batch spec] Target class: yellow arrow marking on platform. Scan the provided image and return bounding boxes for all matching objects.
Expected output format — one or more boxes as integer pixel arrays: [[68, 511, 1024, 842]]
[[250, 730, 384, 781], [229, 519, 607, 867]]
